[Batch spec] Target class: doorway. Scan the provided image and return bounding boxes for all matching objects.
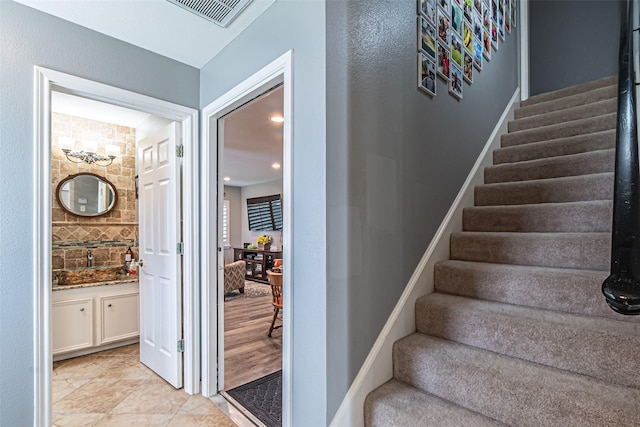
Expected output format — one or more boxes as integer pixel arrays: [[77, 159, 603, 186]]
[[200, 51, 293, 425], [34, 67, 199, 426]]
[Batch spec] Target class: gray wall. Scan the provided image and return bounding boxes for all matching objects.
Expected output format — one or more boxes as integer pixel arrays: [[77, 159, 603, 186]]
[[529, 0, 622, 96], [0, 2, 199, 424], [199, 1, 328, 424], [325, 0, 519, 418]]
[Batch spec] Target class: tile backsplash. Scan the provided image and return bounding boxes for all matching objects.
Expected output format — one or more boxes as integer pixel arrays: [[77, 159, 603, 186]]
[[52, 113, 138, 271]]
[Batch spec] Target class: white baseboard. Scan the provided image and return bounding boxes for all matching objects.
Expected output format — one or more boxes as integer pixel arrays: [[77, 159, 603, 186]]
[[329, 88, 521, 427]]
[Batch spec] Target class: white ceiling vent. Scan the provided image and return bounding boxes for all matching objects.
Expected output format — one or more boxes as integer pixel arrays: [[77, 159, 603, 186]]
[[166, 0, 252, 27]]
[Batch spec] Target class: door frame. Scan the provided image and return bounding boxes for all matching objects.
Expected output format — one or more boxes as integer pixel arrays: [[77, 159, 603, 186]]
[[200, 50, 293, 426], [33, 66, 200, 426]]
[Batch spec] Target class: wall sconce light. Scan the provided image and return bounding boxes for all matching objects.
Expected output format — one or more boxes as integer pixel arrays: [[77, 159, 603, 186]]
[[58, 137, 120, 167]]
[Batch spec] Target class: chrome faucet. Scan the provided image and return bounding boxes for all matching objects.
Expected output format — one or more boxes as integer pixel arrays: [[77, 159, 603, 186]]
[[87, 250, 93, 267]]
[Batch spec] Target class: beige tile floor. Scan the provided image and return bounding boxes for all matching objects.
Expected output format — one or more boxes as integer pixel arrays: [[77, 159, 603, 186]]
[[52, 344, 237, 426]]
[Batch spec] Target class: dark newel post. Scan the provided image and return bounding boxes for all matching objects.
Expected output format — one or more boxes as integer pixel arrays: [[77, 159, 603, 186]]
[[602, 0, 640, 315]]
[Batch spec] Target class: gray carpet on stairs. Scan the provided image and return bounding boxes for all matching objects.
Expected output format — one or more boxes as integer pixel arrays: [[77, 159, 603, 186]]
[[364, 76, 640, 426]]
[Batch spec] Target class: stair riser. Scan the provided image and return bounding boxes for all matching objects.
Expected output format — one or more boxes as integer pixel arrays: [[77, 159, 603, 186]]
[[493, 130, 615, 165], [474, 173, 613, 206], [450, 233, 610, 270], [462, 202, 612, 233], [415, 296, 640, 388], [520, 76, 617, 107], [433, 261, 639, 321], [484, 149, 614, 184], [509, 98, 617, 133], [393, 335, 640, 427], [515, 85, 617, 119], [501, 113, 616, 148]]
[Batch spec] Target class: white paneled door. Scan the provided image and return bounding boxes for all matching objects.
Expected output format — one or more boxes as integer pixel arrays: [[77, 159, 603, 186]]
[[138, 122, 183, 388]]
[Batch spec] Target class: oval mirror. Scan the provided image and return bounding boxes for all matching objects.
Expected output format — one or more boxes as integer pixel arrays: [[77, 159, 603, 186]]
[[56, 172, 118, 217]]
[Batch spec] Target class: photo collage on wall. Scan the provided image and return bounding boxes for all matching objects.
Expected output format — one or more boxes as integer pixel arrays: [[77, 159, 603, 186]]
[[418, 0, 516, 99]]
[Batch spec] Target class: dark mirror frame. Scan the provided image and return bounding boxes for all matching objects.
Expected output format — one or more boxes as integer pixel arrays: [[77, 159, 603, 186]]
[[55, 172, 118, 218]]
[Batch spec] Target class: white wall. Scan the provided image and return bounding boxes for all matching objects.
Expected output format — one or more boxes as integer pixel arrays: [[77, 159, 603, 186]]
[[223, 185, 242, 264], [240, 179, 283, 248]]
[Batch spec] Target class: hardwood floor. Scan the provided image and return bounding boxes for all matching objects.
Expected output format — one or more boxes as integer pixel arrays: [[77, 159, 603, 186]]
[[224, 292, 283, 391]]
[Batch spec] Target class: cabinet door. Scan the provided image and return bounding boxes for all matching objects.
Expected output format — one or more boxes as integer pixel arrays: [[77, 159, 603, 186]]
[[99, 293, 139, 344], [52, 298, 93, 355]]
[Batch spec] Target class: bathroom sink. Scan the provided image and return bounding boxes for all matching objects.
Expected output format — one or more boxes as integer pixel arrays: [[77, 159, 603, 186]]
[[57, 266, 122, 285]]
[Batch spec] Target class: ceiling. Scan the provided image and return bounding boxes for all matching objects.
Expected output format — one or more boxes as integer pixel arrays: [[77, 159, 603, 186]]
[[52, 87, 284, 188], [14, 0, 276, 68]]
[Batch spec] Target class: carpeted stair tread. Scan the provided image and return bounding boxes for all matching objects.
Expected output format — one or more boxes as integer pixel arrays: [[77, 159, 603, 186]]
[[433, 260, 640, 322], [493, 129, 615, 164], [508, 98, 617, 132], [393, 334, 640, 427], [484, 149, 614, 184], [514, 84, 617, 119], [463, 200, 612, 232], [474, 173, 613, 206], [501, 112, 616, 148], [450, 231, 610, 270], [520, 75, 617, 107], [415, 293, 640, 388], [364, 379, 506, 427]]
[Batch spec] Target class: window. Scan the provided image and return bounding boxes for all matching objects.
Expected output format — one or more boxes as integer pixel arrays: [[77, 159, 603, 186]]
[[222, 200, 230, 247], [247, 194, 283, 231]]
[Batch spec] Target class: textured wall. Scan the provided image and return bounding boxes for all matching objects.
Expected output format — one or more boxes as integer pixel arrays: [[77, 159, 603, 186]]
[[0, 3, 198, 424], [325, 0, 520, 418], [529, 0, 622, 96]]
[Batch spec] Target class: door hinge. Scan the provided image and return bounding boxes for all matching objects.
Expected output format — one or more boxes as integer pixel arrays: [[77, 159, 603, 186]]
[[177, 241, 184, 255], [177, 339, 185, 353], [176, 145, 184, 158]]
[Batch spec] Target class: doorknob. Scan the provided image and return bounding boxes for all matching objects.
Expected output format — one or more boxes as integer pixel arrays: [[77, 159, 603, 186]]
[[139, 259, 144, 267]]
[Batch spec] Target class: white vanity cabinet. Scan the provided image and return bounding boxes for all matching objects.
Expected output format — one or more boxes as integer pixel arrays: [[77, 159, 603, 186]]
[[52, 281, 139, 359], [52, 298, 93, 354]]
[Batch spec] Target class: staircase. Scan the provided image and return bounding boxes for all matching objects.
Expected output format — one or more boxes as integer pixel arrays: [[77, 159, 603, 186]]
[[364, 76, 640, 426]]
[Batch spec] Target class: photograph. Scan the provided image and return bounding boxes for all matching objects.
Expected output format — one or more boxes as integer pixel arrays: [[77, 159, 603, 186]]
[[463, 0, 474, 23], [492, 0, 498, 23], [463, 51, 473, 83], [474, 38, 483, 70], [451, 33, 463, 67], [418, 52, 437, 96], [511, 1, 516, 28], [420, 0, 437, 24], [505, 0, 511, 33], [451, 2, 464, 37], [498, 0, 505, 40], [437, 42, 451, 80], [463, 21, 474, 54], [483, 29, 492, 60], [473, 10, 483, 39], [438, 0, 450, 14], [474, 0, 482, 14], [449, 63, 463, 99], [419, 16, 437, 60], [483, 5, 491, 31], [437, 8, 452, 46], [491, 19, 499, 50]]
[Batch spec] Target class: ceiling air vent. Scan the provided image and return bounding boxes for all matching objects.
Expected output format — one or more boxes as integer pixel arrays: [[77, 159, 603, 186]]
[[167, 0, 252, 28]]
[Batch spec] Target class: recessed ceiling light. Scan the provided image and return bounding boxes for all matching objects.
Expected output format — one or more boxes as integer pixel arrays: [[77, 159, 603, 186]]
[[272, 163, 281, 170], [223, 176, 231, 182], [270, 116, 284, 123]]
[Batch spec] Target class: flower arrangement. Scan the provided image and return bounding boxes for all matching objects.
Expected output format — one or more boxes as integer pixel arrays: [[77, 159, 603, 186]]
[[257, 235, 273, 245]]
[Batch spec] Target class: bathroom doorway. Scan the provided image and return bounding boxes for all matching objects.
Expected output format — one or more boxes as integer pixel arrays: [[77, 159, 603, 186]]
[[34, 67, 199, 426]]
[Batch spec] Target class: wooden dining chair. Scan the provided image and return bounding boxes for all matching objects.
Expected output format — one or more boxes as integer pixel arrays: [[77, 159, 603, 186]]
[[266, 269, 283, 337]]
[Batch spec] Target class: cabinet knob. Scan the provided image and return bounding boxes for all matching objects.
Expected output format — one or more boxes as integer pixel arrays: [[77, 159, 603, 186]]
[[108, 304, 112, 307], [80, 308, 85, 312]]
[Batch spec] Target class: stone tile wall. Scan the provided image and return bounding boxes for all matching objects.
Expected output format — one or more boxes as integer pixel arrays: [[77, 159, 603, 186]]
[[52, 113, 138, 270]]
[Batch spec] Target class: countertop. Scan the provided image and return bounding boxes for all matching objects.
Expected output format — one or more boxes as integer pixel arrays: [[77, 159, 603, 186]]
[[52, 277, 139, 291]]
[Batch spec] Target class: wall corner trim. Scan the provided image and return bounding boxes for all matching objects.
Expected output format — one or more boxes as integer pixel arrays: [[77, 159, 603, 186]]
[[328, 88, 521, 427]]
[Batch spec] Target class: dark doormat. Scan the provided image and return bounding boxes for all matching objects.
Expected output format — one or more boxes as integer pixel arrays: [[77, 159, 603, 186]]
[[227, 370, 282, 426]]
